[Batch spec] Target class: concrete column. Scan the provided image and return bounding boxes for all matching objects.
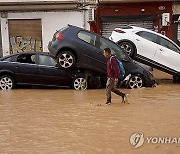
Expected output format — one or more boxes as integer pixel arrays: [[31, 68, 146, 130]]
[[1, 17, 10, 56]]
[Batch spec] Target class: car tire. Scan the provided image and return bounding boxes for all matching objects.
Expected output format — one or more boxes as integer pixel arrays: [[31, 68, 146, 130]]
[[87, 76, 101, 89], [127, 74, 144, 89], [72, 75, 87, 90], [57, 51, 76, 70], [0, 75, 15, 90], [118, 41, 135, 57], [173, 75, 180, 83]]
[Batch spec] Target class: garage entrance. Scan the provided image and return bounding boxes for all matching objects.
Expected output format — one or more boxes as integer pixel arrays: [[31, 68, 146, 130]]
[[101, 15, 154, 38], [8, 19, 42, 54]]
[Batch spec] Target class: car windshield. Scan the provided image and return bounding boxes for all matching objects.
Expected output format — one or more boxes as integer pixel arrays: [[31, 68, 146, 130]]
[[1, 56, 12, 62], [99, 37, 130, 61]]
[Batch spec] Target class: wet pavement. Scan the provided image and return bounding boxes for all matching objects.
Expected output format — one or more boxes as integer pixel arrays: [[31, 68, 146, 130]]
[[0, 70, 180, 154]]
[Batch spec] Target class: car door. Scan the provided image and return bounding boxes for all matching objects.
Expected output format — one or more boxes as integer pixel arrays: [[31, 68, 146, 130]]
[[76, 30, 105, 71], [96, 36, 131, 74], [134, 31, 157, 61], [135, 31, 158, 60], [37, 54, 70, 86], [12, 53, 38, 84], [154, 36, 180, 72]]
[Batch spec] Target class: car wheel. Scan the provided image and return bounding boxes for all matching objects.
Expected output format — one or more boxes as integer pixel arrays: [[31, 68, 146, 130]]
[[119, 41, 135, 57], [57, 51, 75, 70], [88, 76, 101, 89], [173, 75, 180, 83], [72, 76, 87, 90], [0, 75, 15, 90], [127, 74, 144, 89]]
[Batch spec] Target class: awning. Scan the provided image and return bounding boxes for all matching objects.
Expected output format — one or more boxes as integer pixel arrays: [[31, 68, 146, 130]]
[[0, 1, 80, 11]]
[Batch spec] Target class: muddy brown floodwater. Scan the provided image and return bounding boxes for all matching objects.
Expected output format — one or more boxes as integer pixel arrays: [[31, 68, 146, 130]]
[[0, 70, 180, 154]]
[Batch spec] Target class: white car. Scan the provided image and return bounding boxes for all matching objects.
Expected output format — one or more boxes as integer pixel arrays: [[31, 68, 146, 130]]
[[109, 26, 180, 82]]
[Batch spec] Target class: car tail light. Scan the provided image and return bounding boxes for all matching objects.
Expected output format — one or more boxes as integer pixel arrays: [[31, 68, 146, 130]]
[[114, 29, 126, 33], [55, 32, 63, 40]]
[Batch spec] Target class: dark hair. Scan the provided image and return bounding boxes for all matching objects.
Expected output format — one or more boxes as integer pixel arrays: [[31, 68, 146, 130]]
[[104, 48, 111, 54]]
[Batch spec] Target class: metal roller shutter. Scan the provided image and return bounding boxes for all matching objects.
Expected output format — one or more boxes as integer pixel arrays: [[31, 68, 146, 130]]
[[102, 20, 154, 38], [177, 24, 180, 41]]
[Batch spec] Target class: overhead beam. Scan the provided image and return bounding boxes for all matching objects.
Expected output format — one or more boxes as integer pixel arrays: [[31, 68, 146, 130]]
[[0, 1, 80, 11]]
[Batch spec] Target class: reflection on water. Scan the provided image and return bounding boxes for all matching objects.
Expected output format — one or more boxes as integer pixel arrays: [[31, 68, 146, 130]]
[[0, 71, 180, 153]]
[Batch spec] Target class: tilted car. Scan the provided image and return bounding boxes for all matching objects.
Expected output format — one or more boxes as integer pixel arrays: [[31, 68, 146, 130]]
[[48, 25, 155, 88], [109, 26, 180, 82], [0, 52, 103, 90]]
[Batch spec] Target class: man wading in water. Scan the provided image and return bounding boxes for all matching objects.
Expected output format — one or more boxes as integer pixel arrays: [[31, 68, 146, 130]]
[[103, 48, 127, 105]]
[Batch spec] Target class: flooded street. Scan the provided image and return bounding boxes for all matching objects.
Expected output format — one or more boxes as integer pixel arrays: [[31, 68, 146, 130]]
[[0, 70, 180, 154]]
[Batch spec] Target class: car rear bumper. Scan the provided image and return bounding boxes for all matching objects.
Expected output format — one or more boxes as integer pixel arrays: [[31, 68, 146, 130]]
[[48, 42, 58, 57]]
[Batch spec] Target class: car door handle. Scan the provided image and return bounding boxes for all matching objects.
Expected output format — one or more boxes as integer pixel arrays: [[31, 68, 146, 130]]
[[136, 39, 140, 41], [38, 68, 44, 71], [38, 68, 45, 75], [97, 51, 102, 54]]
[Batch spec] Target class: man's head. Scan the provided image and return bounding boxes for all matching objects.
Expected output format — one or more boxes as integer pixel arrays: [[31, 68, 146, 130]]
[[103, 48, 111, 59]]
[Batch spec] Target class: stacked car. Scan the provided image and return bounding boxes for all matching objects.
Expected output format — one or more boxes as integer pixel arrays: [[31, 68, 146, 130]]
[[48, 25, 155, 89], [109, 26, 180, 82]]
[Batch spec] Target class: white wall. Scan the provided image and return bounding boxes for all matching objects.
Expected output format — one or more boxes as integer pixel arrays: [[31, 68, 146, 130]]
[[1, 18, 10, 56], [0, 10, 90, 56]]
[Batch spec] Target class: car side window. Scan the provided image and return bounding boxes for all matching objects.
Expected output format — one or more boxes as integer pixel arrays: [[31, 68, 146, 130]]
[[16, 54, 36, 64], [159, 37, 180, 54], [99, 37, 129, 60], [136, 31, 157, 44], [78, 31, 96, 46], [38, 55, 57, 67]]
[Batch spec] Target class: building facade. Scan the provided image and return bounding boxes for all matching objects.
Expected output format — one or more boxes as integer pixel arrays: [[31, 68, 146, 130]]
[[87, 0, 180, 70], [1, 0, 180, 57], [0, 0, 92, 57], [91, 0, 174, 39]]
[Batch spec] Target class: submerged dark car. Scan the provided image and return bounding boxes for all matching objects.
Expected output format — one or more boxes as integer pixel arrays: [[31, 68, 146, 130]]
[[0, 52, 103, 90], [48, 25, 155, 88]]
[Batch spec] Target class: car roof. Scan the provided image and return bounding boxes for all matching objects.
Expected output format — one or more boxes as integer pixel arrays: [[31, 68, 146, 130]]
[[115, 25, 168, 39], [15, 52, 50, 56], [0, 52, 51, 60], [129, 26, 171, 40], [68, 24, 112, 41]]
